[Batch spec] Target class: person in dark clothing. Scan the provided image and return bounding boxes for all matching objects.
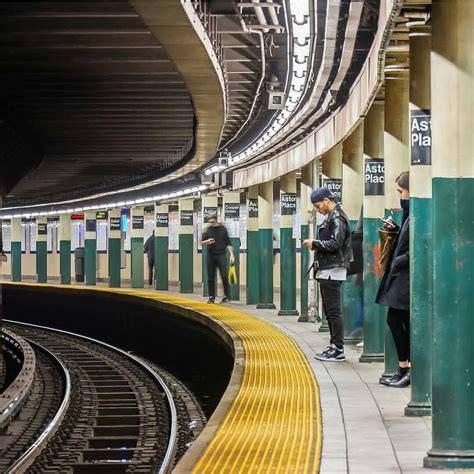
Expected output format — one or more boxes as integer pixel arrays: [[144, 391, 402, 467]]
[[302, 187, 352, 362], [376, 171, 410, 387], [143, 232, 155, 286], [202, 214, 235, 304]]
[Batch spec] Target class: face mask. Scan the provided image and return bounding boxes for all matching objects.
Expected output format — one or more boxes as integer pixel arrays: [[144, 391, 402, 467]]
[[400, 199, 409, 212]]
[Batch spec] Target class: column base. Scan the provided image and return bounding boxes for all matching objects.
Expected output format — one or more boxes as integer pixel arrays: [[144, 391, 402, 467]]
[[405, 401, 432, 417], [297, 313, 309, 322], [359, 352, 384, 363], [424, 450, 474, 469], [278, 309, 299, 316], [180, 290, 194, 294], [256, 303, 277, 309], [344, 335, 363, 345]]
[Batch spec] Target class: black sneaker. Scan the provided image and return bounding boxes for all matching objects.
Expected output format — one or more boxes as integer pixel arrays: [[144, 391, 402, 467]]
[[207, 297, 215, 304], [220, 297, 230, 304], [380, 368, 406, 386], [315, 345, 346, 362], [388, 371, 410, 388]]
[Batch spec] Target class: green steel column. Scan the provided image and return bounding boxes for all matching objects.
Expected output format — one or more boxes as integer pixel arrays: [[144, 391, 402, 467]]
[[382, 75, 410, 377], [360, 102, 386, 363], [59, 214, 71, 285], [279, 172, 298, 316], [246, 186, 260, 304], [108, 209, 121, 288], [342, 123, 364, 342], [201, 197, 218, 297], [11, 217, 22, 282], [224, 191, 241, 301], [36, 217, 48, 283], [130, 206, 144, 288], [298, 165, 312, 322], [405, 22, 432, 417], [179, 199, 194, 293], [257, 181, 276, 309], [155, 204, 169, 290], [84, 212, 97, 286], [425, 2, 474, 467]]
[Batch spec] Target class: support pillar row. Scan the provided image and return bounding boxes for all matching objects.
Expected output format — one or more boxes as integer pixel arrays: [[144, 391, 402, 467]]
[[108, 209, 121, 288], [11, 217, 22, 282], [246, 186, 260, 304], [36, 217, 47, 283], [179, 199, 194, 293], [59, 214, 71, 285], [224, 191, 241, 301], [155, 204, 169, 290]]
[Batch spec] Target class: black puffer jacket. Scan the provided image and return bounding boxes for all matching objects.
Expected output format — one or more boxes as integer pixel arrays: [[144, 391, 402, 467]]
[[375, 215, 410, 310], [312, 205, 352, 270]]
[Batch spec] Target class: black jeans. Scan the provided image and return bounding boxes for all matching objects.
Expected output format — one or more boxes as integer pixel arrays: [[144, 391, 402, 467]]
[[148, 261, 154, 285], [318, 278, 344, 348], [207, 253, 230, 299], [387, 307, 410, 362]]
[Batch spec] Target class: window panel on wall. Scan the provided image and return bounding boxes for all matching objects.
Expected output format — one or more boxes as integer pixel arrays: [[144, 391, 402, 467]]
[[2, 220, 11, 252], [96, 219, 108, 252]]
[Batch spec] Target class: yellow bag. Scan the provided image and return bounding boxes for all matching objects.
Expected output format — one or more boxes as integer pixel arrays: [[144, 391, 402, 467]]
[[228, 264, 238, 285]]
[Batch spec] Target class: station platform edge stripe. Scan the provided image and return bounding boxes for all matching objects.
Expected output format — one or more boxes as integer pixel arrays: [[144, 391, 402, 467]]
[[3, 283, 322, 473]]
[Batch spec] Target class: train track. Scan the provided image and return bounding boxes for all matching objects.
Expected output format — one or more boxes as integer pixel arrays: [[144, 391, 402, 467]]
[[4, 320, 181, 473]]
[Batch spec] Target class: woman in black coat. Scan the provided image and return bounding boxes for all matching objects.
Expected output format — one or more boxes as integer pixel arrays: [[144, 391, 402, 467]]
[[375, 171, 410, 388]]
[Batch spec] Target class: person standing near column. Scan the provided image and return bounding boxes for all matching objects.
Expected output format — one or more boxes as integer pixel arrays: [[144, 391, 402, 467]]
[[143, 231, 155, 286], [202, 214, 235, 304], [376, 171, 410, 387], [303, 187, 352, 361]]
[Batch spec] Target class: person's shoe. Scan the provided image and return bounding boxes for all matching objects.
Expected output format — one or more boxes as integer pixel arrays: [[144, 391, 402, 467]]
[[220, 297, 230, 304], [207, 297, 215, 304], [380, 368, 408, 386], [388, 371, 410, 388], [315, 345, 346, 362]]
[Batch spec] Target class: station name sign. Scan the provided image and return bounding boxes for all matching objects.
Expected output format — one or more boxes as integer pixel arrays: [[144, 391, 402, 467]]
[[225, 203, 240, 220], [248, 199, 258, 218], [281, 193, 297, 215], [132, 216, 144, 230], [180, 210, 193, 226], [411, 109, 431, 165], [203, 207, 217, 223], [323, 178, 342, 203], [109, 217, 121, 231], [156, 213, 168, 228], [364, 158, 385, 196]]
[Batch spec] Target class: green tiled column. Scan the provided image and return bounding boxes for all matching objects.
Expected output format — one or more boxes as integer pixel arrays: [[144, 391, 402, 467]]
[[224, 191, 241, 301], [84, 212, 97, 286], [298, 165, 311, 322], [424, 2, 474, 467], [246, 186, 259, 304], [59, 214, 71, 284], [108, 209, 121, 288], [381, 75, 409, 377], [405, 22, 432, 418], [178, 199, 194, 293], [279, 172, 298, 316], [342, 123, 364, 342], [11, 217, 22, 282], [36, 217, 47, 283], [130, 206, 144, 288], [155, 204, 169, 290], [360, 102, 386, 363], [257, 181, 276, 309], [201, 197, 217, 297]]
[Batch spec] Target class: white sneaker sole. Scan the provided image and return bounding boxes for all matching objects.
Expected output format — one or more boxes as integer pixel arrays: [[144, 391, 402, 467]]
[[314, 355, 346, 362]]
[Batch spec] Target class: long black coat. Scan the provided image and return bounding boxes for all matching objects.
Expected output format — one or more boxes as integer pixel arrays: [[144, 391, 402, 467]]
[[375, 216, 410, 311]]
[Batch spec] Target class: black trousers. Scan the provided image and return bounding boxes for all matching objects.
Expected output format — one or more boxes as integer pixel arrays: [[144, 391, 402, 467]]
[[207, 253, 230, 299], [148, 261, 154, 285], [318, 278, 344, 348], [387, 307, 410, 362]]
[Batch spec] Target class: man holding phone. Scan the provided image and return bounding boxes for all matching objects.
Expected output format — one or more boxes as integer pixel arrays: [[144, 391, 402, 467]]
[[202, 214, 235, 304], [302, 187, 352, 362]]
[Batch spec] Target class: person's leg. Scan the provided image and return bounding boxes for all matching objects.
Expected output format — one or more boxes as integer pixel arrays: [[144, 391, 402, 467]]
[[207, 254, 217, 300], [318, 279, 334, 345], [387, 308, 410, 364], [320, 279, 344, 349], [148, 261, 153, 285], [216, 253, 230, 299]]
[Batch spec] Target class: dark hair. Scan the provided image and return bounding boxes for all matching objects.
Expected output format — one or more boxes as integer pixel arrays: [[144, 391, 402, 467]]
[[395, 171, 409, 191], [206, 214, 217, 223]]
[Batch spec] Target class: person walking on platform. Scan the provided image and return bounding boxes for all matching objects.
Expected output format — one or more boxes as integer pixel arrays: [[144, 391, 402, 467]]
[[376, 172, 411, 387], [202, 214, 235, 304], [144, 232, 155, 286], [303, 187, 352, 362]]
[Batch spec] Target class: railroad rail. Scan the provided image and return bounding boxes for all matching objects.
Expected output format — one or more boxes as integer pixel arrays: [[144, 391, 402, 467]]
[[4, 320, 179, 473]]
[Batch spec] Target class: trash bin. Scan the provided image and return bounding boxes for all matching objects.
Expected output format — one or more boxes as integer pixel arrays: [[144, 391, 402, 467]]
[[74, 247, 85, 282]]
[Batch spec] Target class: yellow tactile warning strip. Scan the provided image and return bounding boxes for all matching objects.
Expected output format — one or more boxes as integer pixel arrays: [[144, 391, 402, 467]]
[[5, 283, 322, 473]]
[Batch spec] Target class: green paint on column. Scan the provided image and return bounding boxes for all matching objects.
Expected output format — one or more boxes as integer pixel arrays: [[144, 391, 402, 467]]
[[179, 234, 193, 293], [406, 197, 432, 416], [60, 240, 71, 285], [246, 231, 260, 304], [11, 241, 22, 282], [299, 224, 310, 321], [279, 227, 298, 315], [84, 239, 96, 286], [342, 220, 362, 342], [424, 178, 474, 469], [229, 237, 240, 301], [155, 236, 168, 290], [36, 241, 47, 283], [257, 228, 275, 309], [108, 238, 121, 288], [359, 217, 385, 362], [131, 237, 144, 288]]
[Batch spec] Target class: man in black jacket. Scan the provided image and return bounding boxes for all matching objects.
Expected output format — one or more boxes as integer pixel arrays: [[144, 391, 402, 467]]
[[143, 232, 155, 286], [303, 187, 352, 362]]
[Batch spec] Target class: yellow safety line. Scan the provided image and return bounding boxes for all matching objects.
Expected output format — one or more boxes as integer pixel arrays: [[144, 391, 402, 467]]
[[5, 283, 322, 472]]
